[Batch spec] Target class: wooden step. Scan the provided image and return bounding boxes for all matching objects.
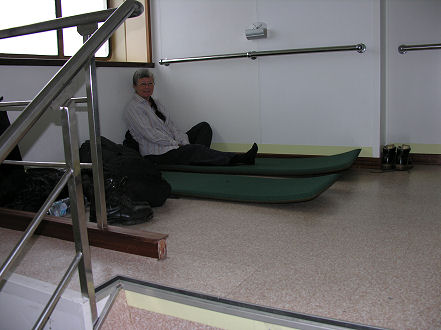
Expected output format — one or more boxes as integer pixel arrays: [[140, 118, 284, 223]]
[[0, 207, 167, 260]]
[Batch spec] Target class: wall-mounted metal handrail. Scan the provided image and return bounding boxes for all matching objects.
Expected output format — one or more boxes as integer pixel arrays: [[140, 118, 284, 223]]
[[0, 6, 143, 40], [159, 43, 366, 65], [398, 43, 441, 54]]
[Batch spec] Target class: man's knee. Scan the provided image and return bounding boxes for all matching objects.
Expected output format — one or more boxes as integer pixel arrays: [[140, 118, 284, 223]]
[[200, 121, 212, 134], [200, 122, 212, 146], [187, 121, 212, 147]]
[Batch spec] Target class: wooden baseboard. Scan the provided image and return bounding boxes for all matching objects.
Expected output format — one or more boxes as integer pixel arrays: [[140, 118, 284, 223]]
[[258, 152, 381, 169], [409, 153, 441, 165], [258, 152, 440, 168], [352, 157, 381, 169], [0, 207, 167, 259], [353, 153, 440, 167]]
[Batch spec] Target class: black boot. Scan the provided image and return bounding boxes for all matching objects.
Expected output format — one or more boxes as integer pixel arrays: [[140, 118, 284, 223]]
[[230, 143, 258, 165], [106, 194, 153, 225], [396, 144, 412, 171], [89, 177, 153, 225], [381, 144, 396, 170]]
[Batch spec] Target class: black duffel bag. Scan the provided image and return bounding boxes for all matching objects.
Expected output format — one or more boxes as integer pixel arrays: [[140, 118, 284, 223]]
[[79, 136, 171, 207]]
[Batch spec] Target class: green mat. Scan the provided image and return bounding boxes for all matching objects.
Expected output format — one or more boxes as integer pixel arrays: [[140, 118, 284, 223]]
[[162, 171, 340, 203], [159, 149, 361, 176]]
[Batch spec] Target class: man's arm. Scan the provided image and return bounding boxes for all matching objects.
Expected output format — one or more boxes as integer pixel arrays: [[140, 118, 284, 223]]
[[125, 100, 179, 147], [156, 102, 189, 146]]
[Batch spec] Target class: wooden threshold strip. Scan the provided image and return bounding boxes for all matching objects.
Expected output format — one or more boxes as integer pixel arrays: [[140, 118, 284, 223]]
[[258, 153, 441, 168], [0, 207, 167, 260]]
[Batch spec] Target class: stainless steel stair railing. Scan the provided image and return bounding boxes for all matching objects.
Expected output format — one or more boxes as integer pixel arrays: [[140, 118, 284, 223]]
[[0, 1, 144, 328]]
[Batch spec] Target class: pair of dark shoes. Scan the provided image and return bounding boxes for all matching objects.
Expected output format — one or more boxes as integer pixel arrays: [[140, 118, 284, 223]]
[[230, 143, 258, 165], [382, 144, 412, 171], [89, 177, 153, 226]]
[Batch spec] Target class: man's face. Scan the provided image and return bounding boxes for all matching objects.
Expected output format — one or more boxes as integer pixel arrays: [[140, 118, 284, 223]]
[[134, 77, 154, 100]]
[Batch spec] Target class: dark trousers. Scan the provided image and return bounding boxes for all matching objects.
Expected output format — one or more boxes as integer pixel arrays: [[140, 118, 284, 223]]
[[145, 144, 235, 166], [186, 121, 212, 147], [127, 121, 234, 165]]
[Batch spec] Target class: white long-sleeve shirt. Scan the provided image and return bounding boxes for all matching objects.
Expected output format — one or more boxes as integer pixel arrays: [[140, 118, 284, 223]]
[[123, 94, 189, 156]]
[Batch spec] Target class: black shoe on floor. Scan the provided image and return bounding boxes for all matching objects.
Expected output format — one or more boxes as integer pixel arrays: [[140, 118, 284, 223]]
[[89, 177, 154, 225], [396, 144, 412, 171], [106, 195, 153, 225], [381, 144, 396, 170]]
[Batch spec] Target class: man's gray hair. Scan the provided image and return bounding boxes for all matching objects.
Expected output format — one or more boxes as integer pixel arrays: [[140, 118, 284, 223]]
[[132, 69, 153, 86]]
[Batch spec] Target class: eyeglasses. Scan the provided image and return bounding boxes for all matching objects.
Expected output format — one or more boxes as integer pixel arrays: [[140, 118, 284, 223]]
[[137, 82, 155, 87]]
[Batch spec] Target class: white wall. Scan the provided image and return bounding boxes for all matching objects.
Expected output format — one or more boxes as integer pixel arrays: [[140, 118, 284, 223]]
[[152, 0, 381, 156], [385, 0, 441, 154], [1, 0, 440, 162], [1, 66, 138, 162]]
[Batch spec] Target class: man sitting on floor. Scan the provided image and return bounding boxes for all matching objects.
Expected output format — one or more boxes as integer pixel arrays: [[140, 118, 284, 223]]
[[123, 69, 257, 166]]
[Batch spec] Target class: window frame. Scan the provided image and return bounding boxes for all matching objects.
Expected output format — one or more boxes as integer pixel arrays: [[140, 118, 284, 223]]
[[0, 0, 153, 66]]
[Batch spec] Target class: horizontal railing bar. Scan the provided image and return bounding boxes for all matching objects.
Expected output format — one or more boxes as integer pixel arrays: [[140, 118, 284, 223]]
[[3, 159, 92, 169], [0, 169, 72, 281], [33, 251, 83, 330], [0, 0, 142, 164], [93, 283, 123, 330], [68, 97, 88, 103], [0, 6, 143, 40], [398, 43, 441, 54], [0, 97, 88, 111], [253, 44, 366, 57], [159, 43, 366, 65], [160, 52, 248, 65]]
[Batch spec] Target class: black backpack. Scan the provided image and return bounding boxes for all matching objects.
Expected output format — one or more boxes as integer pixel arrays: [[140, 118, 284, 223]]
[[79, 137, 171, 207]]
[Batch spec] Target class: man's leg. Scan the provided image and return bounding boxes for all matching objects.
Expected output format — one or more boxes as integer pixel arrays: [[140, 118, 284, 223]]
[[186, 122, 212, 147], [146, 143, 258, 166], [146, 144, 232, 165]]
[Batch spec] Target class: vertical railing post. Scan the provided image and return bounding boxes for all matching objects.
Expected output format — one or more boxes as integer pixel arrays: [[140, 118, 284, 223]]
[[60, 103, 97, 323], [78, 23, 108, 230]]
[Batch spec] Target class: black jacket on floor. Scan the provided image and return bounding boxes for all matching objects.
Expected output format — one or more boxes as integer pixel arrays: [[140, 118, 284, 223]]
[[79, 136, 171, 207]]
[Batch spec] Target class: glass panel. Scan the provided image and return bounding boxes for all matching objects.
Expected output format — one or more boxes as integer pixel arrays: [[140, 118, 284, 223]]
[[0, 0, 58, 55], [61, 0, 109, 57]]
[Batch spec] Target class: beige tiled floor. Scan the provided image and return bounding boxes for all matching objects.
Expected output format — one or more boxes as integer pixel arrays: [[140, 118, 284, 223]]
[[1, 166, 440, 329]]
